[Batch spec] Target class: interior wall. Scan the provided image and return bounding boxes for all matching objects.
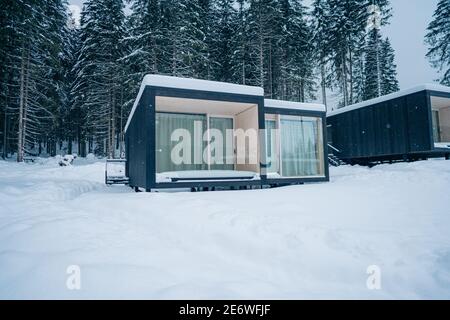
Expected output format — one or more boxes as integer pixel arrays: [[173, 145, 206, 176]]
[[439, 106, 450, 142], [235, 106, 259, 172]]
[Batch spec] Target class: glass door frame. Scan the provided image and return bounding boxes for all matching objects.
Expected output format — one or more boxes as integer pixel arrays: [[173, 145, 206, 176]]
[[262, 108, 329, 184], [206, 114, 236, 170]]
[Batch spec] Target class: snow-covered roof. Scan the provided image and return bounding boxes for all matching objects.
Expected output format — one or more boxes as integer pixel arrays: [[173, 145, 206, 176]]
[[125, 75, 264, 132], [264, 99, 326, 112], [327, 83, 450, 117]]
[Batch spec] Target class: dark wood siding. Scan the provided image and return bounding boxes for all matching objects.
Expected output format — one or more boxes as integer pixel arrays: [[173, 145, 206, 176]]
[[327, 90, 434, 161], [125, 92, 149, 188]]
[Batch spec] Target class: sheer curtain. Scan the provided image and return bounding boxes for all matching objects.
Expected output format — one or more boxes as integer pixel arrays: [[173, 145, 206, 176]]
[[265, 119, 278, 173], [156, 112, 207, 173], [280, 116, 321, 177], [210, 117, 234, 170]]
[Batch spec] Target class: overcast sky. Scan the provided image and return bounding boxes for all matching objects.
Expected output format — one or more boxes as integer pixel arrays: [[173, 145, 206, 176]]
[[68, 0, 440, 90]]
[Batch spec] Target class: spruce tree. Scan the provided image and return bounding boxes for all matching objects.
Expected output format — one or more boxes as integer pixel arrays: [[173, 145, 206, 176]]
[[246, 0, 283, 94], [230, 0, 250, 85], [277, 0, 315, 102], [380, 37, 399, 95], [425, 0, 450, 85], [211, 0, 238, 83], [72, 0, 125, 157], [363, 27, 383, 100], [0, 0, 69, 161], [311, 0, 332, 107]]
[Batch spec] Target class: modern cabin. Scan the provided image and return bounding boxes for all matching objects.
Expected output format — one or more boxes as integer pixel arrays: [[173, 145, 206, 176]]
[[124, 75, 329, 191], [327, 84, 450, 165]]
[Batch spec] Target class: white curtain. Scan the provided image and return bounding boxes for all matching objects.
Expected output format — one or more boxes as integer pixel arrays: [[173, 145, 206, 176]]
[[156, 112, 207, 173], [280, 117, 321, 177], [265, 120, 278, 173], [210, 117, 234, 170]]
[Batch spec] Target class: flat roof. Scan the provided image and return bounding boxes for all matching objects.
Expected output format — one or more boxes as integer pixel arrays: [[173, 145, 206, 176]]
[[265, 99, 326, 112], [327, 83, 450, 117], [142, 74, 264, 96], [125, 75, 264, 132]]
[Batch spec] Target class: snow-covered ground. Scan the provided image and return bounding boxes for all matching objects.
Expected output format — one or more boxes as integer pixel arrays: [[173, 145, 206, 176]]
[[0, 157, 450, 299]]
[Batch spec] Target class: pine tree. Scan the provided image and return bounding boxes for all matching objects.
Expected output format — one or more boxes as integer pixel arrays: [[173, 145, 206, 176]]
[[230, 0, 250, 85], [380, 37, 399, 95], [425, 0, 450, 85], [246, 0, 283, 95], [311, 0, 332, 107], [363, 27, 383, 100], [211, 0, 238, 82], [197, 0, 216, 79], [363, 1, 398, 101], [160, 0, 208, 78], [278, 0, 315, 102], [0, 0, 69, 161], [72, 0, 125, 157], [122, 0, 163, 125], [324, 0, 392, 106]]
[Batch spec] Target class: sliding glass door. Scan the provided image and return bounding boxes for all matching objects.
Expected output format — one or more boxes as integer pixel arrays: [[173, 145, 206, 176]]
[[265, 119, 279, 174], [156, 113, 236, 173], [209, 117, 234, 170], [156, 112, 207, 173], [265, 114, 325, 178], [281, 116, 323, 177], [432, 110, 441, 142]]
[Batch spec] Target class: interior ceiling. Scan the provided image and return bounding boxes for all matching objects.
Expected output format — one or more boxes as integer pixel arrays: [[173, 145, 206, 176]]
[[431, 96, 450, 109], [156, 96, 257, 116]]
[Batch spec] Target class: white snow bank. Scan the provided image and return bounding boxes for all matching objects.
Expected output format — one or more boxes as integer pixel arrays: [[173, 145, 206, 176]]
[[1, 158, 450, 299], [265, 99, 326, 112], [435, 143, 450, 149], [327, 83, 450, 117]]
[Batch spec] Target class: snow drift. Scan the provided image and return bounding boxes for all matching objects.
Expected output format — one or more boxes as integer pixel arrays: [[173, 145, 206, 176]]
[[0, 158, 449, 299]]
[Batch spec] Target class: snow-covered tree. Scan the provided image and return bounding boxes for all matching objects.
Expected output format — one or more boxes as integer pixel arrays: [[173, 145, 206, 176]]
[[210, 0, 238, 82], [0, 0, 69, 161], [278, 0, 316, 102], [363, 27, 383, 100], [425, 0, 450, 85], [72, 0, 126, 157], [245, 0, 281, 92], [230, 0, 250, 85], [380, 37, 399, 95], [363, 2, 398, 100], [311, 0, 332, 107]]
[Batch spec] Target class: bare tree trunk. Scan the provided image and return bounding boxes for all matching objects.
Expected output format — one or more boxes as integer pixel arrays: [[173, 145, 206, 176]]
[[349, 47, 353, 105], [110, 85, 116, 159], [258, 16, 264, 89], [2, 104, 7, 159], [17, 46, 26, 162], [376, 38, 381, 97], [22, 47, 31, 157], [342, 50, 348, 107], [119, 82, 124, 158], [268, 42, 273, 98], [107, 88, 112, 158], [300, 79, 305, 103], [320, 56, 327, 110]]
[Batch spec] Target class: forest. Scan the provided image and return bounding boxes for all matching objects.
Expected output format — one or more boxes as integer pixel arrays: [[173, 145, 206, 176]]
[[0, 0, 448, 160]]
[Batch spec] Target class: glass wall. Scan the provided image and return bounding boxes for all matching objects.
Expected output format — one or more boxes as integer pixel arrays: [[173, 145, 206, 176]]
[[432, 110, 441, 142], [265, 119, 279, 174], [156, 112, 207, 173], [209, 117, 234, 170], [265, 114, 325, 178]]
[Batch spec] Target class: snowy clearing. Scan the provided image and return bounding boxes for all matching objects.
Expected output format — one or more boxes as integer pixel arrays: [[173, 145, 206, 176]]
[[0, 158, 450, 299]]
